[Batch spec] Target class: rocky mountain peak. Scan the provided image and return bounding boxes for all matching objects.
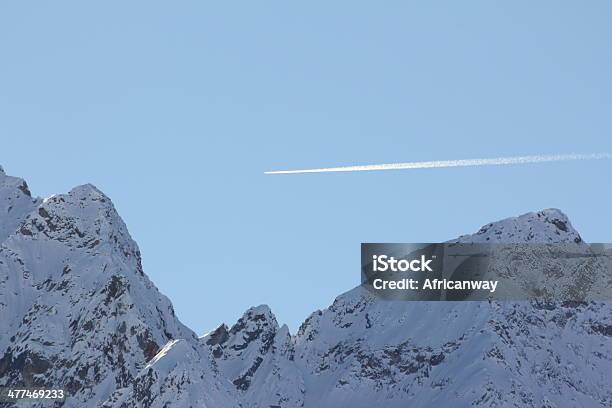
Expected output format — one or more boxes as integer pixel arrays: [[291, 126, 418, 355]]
[[0, 167, 195, 407], [456, 208, 583, 244], [221, 305, 279, 358], [0, 169, 39, 244], [24, 182, 138, 258]]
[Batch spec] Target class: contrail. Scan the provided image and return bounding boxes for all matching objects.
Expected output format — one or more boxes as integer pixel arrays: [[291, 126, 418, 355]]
[[264, 153, 612, 175]]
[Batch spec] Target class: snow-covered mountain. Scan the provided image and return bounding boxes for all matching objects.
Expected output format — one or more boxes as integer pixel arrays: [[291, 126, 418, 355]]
[[1, 166, 610, 407], [0, 167, 204, 407]]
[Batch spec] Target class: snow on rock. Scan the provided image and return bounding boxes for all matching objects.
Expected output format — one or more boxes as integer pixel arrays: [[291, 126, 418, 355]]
[[455, 208, 583, 244], [0, 168, 195, 407], [112, 305, 305, 408], [0, 167, 40, 243], [288, 208, 611, 407], [102, 339, 236, 408], [201, 305, 305, 407], [0, 165, 610, 408]]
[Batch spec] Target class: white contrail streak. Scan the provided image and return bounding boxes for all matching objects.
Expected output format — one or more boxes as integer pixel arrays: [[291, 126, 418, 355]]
[[264, 153, 612, 175]]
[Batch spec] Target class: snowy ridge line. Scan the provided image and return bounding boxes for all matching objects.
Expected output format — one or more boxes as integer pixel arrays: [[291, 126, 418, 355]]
[[2, 165, 611, 408], [264, 152, 612, 174]]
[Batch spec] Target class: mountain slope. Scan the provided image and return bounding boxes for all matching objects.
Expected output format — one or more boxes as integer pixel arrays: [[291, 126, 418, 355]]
[[291, 210, 611, 407], [0, 170, 206, 407]]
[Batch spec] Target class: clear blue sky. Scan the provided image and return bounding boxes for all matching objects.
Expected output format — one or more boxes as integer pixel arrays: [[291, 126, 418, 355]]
[[1, 2, 611, 333]]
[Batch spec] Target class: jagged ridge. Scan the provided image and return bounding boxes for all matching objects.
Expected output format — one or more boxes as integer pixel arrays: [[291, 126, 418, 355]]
[[0, 166, 610, 408]]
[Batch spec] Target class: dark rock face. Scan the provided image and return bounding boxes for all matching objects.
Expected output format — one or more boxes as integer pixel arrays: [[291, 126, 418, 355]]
[[233, 356, 263, 390], [591, 323, 612, 337], [0, 349, 51, 386], [206, 324, 229, 346]]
